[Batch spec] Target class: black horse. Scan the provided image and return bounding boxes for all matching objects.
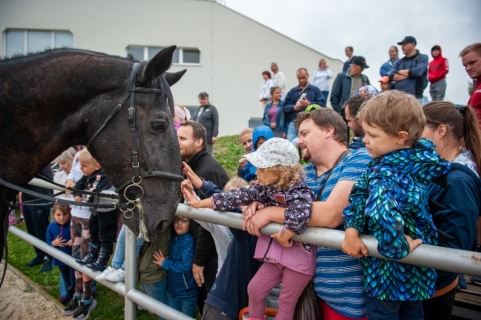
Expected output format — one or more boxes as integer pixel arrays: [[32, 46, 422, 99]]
[[0, 46, 186, 264]]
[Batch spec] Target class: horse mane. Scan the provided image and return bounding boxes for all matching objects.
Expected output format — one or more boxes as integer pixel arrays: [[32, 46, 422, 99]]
[[0, 47, 133, 63]]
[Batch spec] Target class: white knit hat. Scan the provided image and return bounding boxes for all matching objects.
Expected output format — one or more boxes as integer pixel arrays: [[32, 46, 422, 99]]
[[244, 138, 299, 168]]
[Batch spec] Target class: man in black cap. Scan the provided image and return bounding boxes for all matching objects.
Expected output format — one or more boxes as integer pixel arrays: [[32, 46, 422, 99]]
[[389, 36, 429, 101], [330, 55, 370, 114]]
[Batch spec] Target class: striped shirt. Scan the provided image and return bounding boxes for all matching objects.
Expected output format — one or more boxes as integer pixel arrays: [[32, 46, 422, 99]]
[[304, 147, 370, 318]]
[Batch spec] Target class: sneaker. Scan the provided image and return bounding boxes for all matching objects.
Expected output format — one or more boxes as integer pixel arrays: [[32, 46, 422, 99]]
[[40, 260, 53, 272], [96, 266, 116, 281], [105, 268, 125, 282], [459, 275, 468, 289], [24, 257, 46, 267], [471, 276, 481, 286], [72, 299, 97, 320], [62, 296, 80, 316]]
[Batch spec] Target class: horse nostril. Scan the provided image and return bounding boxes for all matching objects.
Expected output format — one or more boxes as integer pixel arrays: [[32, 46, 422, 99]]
[[156, 219, 170, 234]]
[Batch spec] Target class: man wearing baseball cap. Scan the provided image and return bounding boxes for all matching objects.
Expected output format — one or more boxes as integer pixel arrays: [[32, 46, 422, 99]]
[[330, 55, 370, 115], [389, 36, 429, 101]]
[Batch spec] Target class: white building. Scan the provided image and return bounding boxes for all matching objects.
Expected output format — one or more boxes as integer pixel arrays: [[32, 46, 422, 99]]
[[0, 0, 343, 136]]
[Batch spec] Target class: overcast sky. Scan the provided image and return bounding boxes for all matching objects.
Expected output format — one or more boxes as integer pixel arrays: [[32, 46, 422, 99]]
[[224, 0, 481, 104]]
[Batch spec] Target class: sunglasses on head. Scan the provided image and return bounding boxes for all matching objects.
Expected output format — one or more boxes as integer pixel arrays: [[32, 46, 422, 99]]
[[174, 217, 190, 224]]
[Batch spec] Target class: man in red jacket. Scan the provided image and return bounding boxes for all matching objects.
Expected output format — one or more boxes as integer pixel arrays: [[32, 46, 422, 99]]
[[428, 45, 449, 101], [460, 43, 481, 127]]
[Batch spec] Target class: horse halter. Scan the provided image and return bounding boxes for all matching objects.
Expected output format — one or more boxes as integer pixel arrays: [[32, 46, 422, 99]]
[[86, 63, 183, 218]]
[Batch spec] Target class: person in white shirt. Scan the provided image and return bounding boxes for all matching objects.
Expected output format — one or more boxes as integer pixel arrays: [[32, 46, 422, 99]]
[[259, 70, 274, 110], [311, 58, 333, 102], [271, 62, 287, 99]]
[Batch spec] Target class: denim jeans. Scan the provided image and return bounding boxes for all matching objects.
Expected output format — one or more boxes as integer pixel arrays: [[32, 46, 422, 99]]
[[23, 199, 51, 260], [167, 293, 198, 318], [143, 279, 168, 320], [286, 121, 298, 143], [111, 225, 145, 270], [365, 295, 424, 320], [58, 265, 75, 298], [322, 91, 329, 101]]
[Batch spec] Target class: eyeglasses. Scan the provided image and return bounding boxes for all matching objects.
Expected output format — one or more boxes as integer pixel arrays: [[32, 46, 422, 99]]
[[174, 217, 190, 224]]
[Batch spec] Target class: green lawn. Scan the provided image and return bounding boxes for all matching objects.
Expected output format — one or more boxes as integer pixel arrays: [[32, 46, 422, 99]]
[[6, 135, 242, 319]]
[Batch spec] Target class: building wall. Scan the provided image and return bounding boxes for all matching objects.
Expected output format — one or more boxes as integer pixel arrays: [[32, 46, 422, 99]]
[[0, 0, 343, 136]]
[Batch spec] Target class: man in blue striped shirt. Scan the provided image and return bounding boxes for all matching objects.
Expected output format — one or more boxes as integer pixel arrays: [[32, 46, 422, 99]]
[[244, 108, 370, 319]]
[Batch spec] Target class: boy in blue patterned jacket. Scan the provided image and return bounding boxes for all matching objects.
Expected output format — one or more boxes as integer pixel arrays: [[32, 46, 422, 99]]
[[153, 216, 198, 318], [341, 90, 451, 320]]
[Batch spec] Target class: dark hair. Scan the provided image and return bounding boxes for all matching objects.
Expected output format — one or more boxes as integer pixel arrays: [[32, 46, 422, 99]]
[[346, 46, 354, 52], [53, 203, 71, 216], [295, 108, 348, 146], [180, 121, 207, 150], [270, 86, 280, 95], [390, 46, 399, 54], [342, 93, 373, 117], [198, 92, 209, 99], [423, 102, 481, 176], [262, 71, 271, 79]]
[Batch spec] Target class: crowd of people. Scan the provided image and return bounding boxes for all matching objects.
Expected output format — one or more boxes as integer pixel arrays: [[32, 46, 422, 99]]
[[14, 40, 481, 320]]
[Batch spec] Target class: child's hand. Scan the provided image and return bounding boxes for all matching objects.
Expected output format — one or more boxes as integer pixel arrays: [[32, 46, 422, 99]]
[[182, 162, 203, 189], [153, 250, 166, 267], [52, 236, 67, 247], [404, 235, 423, 252], [66, 239, 73, 247], [271, 227, 295, 248], [238, 157, 248, 170], [181, 189, 205, 208], [342, 228, 368, 258], [74, 196, 82, 202], [181, 180, 194, 196]]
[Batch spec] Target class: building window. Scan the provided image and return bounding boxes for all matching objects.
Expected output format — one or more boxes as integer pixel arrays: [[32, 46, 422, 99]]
[[127, 46, 200, 64], [5, 29, 73, 57]]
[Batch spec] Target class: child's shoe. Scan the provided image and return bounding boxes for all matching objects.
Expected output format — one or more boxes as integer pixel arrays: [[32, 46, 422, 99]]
[[59, 296, 70, 306], [105, 268, 125, 282], [87, 247, 112, 272], [62, 296, 80, 316], [96, 266, 116, 281], [76, 243, 100, 265], [72, 299, 97, 320]]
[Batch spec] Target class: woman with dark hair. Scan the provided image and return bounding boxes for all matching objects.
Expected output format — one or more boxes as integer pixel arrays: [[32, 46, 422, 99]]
[[259, 70, 274, 109], [422, 101, 481, 320], [262, 86, 286, 138]]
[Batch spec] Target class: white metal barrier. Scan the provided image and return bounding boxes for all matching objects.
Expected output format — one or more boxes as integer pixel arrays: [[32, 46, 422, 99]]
[[10, 178, 481, 319]]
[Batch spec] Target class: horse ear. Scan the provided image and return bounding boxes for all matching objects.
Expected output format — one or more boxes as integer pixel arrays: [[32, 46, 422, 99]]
[[140, 45, 176, 85], [165, 70, 187, 86]]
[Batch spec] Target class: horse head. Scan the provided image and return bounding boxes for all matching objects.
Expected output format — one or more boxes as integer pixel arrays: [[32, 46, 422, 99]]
[[87, 46, 185, 241]]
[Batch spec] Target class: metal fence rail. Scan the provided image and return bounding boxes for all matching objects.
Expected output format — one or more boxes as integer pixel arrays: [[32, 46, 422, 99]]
[[8, 178, 481, 320]]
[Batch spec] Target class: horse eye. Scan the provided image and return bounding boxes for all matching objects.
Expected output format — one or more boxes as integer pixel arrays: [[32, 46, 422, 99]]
[[151, 121, 166, 132]]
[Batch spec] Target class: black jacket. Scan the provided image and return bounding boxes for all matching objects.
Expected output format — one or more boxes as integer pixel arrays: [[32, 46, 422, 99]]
[[186, 149, 229, 267], [191, 104, 219, 145]]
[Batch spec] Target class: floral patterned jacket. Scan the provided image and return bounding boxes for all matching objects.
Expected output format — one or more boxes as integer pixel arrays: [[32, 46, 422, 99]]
[[211, 180, 314, 235]]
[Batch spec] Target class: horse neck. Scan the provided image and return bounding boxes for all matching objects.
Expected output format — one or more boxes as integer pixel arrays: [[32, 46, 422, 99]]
[[0, 51, 132, 184]]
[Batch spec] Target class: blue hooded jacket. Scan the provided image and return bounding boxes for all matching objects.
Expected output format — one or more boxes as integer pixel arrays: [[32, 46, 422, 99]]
[[238, 126, 274, 181], [46, 219, 72, 267]]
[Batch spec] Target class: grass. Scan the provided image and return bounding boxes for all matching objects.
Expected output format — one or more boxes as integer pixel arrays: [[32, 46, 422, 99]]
[[6, 135, 242, 319]]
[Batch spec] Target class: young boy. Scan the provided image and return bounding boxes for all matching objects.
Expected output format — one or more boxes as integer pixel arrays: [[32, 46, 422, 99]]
[[341, 90, 451, 320], [65, 149, 119, 319], [378, 76, 392, 91]]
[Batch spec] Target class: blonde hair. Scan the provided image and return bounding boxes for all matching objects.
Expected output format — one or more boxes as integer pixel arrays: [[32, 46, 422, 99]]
[[357, 90, 425, 146], [262, 164, 304, 190], [318, 58, 326, 68], [224, 176, 248, 191], [77, 148, 99, 165], [55, 147, 77, 163], [239, 128, 253, 140]]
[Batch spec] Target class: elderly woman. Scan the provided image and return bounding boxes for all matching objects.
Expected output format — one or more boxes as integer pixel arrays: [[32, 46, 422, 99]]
[[311, 59, 333, 101], [259, 70, 274, 109], [421, 102, 481, 320]]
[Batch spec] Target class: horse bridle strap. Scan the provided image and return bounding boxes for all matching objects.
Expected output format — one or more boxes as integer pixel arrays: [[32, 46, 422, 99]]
[[85, 62, 183, 219]]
